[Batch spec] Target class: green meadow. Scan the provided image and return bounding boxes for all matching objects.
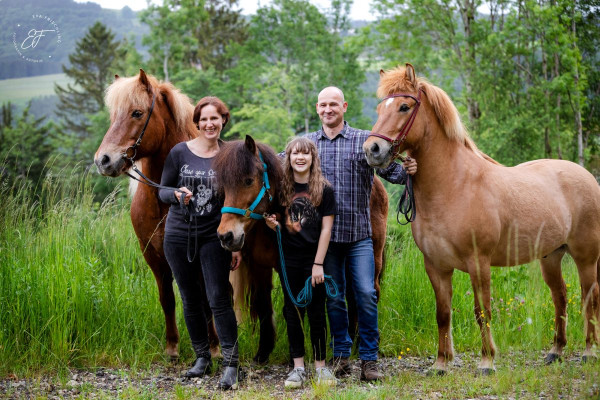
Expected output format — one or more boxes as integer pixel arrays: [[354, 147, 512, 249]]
[[0, 169, 598, 398], [0, 73, 71, 107]]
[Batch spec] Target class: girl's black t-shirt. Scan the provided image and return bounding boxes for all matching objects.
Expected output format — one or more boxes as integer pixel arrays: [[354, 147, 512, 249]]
[[158, 142, 222, 239], [280, 182, 336, 265]]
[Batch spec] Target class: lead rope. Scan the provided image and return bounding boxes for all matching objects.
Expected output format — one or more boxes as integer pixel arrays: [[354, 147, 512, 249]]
[[396, 155, 416, 225], [275, 225, 338, 308]]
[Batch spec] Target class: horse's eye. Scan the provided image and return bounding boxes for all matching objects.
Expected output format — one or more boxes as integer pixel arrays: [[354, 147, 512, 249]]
[[132, 110, 143, 118], [399, 104, 410, 112], [244, 178, 253, 186]]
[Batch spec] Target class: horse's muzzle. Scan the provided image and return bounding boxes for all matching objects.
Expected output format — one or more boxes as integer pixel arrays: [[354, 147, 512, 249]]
[[363, 138, 392, 168], [95, 152, 126, 177], [218, 231, 244, 252]]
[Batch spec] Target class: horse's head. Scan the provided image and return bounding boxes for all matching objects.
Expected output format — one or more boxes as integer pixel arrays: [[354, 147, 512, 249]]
[[213, 136, 282, 252], [95, 69, 196, 176], [363, 63, 427, 168]]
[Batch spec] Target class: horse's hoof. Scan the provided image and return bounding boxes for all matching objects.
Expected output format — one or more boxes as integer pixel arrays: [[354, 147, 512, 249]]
[[478, 368, 495, 376], [581, 354, 597, 364], [544, 353, 562, 365], [426, 368, 446, 377], [253, 353, 269, 365]]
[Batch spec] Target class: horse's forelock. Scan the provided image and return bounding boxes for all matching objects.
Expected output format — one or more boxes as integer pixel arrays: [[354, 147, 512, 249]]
[[213, 140, 283, 193], [104, 73, 195, 138]]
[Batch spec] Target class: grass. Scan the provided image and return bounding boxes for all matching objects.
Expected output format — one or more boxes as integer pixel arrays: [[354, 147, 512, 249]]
[[0, 73, 72, 106], [0, 168, 598, 398]]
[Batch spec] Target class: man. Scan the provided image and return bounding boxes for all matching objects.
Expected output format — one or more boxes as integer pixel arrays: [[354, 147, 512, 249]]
[[305, 86, 417, 381]]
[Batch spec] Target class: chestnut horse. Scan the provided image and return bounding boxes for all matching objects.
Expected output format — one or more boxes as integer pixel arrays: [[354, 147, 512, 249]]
[[363, 64, 600, 374], [213, 136, 390, 351], [94, 70, 222, 359]]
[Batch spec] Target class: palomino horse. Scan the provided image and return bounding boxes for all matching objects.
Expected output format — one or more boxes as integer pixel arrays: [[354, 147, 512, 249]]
[[94, 70, 218, 359], [363, 64, 600, 374], [213, 136, 389, 350]]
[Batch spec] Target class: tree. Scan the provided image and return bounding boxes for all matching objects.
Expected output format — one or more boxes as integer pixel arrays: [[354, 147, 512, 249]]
[[54, 21, 124, 142], [0, 102, 56, 185]]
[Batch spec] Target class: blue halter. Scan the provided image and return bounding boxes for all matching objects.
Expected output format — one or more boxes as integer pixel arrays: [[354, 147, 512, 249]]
[[221, 151, 272, 219]]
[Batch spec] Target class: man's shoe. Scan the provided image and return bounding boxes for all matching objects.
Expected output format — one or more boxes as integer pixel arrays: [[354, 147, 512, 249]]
[[315, 367, 337, 386], [184, 357, 211, 378], [331, 356, 351, 378], [284, 367, 307, 389], [360, 360, 383, 381], [218, 366, 243, 390]]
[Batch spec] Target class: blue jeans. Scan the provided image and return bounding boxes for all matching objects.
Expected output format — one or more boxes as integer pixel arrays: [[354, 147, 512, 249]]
[[325, 237, 379, 361]]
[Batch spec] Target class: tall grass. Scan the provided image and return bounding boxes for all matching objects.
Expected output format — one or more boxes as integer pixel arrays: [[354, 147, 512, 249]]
[[0, 169, 587, 377]]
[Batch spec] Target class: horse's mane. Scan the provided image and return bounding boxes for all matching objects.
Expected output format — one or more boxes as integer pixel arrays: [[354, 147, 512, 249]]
[[104, 73, 198, 140], [213, 140, 284, 195], [377, 66, 499, 164]]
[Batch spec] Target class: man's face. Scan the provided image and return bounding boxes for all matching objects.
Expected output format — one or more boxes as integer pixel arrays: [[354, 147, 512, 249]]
[[316, 89, 347, 129]]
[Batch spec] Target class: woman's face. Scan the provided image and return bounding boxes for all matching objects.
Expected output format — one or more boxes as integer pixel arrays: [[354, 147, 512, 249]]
[[289, 145, 312, 175], [198, 104, 224, 141]]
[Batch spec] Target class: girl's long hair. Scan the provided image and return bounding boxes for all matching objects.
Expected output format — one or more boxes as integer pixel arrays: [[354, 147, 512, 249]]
[[280, 137, 329, 207]]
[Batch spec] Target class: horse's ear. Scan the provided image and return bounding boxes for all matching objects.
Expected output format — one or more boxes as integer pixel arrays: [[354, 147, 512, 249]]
[[138, 69, 152, 93], [405, 63, 416, 86], [245, 135, 257, 155], [114, 74, 120, 80], [380, 69, 385, 77]]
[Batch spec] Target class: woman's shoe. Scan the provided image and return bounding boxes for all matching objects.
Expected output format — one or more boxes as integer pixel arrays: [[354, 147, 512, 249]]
[[184, 357, 211, 378], [218, 366, 242, 390]]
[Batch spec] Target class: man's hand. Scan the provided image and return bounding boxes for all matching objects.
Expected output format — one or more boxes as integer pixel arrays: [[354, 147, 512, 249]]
[[403, 157, 417, 175], [231, 251, 242, 271]]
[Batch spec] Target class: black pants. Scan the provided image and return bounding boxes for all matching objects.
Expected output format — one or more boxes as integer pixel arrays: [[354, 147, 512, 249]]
[[280, 259, 327, 361], [164, 234, 238, 367]]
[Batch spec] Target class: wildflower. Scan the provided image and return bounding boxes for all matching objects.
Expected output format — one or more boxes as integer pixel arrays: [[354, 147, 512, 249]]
[[526, 317, 533, 325], [518, 325, 522, 331], [406, 348, 410, 352], [486, 322, 490, 328], [401, 351, 404, 355], [398, 355, 402, 360], [466, 291, 471, 296]]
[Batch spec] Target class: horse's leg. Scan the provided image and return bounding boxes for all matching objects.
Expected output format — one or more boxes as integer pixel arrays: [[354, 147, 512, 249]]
[[424, 257, 454, 375], [144, 253, 180, 359], [539, 249, 567, 364], [572, 255, 600, 362], [251, 268, 276, 364], [467, 256, 496, 374]]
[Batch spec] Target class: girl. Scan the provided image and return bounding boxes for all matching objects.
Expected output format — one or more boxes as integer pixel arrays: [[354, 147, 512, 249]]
[[265, 137, 337, 388], [158, 96, 242, 390]]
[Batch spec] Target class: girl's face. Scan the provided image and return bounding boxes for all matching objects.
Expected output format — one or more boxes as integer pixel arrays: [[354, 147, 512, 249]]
[[289, 145, 312, 175], [198, 104, 224, 141]]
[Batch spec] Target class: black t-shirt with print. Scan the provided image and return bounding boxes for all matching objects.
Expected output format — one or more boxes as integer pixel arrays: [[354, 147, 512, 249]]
[[158, 142, 222, 239], [280, 182, 336, 267]]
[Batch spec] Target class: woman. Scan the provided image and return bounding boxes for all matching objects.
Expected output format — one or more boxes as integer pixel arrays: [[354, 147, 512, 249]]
[[265, 137, 337, 388], [158, 96, 242, 390]]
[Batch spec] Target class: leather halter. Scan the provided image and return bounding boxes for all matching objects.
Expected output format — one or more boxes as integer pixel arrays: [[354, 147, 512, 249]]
[[123, 93, 157, 163], [221, 151, 272, 220], [368, 89, 422, 159]]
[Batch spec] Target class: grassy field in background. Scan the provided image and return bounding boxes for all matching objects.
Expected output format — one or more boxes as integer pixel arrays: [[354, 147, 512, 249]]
[[0, 73, 71, 107], [0, 170, 598, 398]]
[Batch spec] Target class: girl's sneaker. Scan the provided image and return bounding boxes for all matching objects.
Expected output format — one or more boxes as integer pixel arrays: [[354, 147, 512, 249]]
[[284, 367, 307, 388], [315, 367, 337, 386]]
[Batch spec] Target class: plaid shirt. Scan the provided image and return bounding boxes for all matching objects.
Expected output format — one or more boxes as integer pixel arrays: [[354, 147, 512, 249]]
[[305, 122, 407, 243]]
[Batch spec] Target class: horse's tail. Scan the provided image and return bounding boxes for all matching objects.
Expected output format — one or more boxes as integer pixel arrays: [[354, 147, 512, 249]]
[[230, 260, 251, 323]]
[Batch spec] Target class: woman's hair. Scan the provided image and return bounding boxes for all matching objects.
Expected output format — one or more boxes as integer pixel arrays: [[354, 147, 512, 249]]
[[193, 96, 230, 128], [280, 137, 329, 207]]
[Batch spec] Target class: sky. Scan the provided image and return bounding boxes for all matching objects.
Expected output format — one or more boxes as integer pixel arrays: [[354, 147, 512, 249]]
[[73, 0, 377, 21]]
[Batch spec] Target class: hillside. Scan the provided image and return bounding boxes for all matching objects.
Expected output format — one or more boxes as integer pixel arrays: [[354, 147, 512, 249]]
[[1, 0, 147, 79]]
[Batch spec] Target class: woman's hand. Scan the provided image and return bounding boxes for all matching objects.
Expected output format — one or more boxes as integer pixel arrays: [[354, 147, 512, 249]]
[[175, 187, 193, 205], [231, 251, 242, 271], [264, 214, 279, 231], [402, 157, 418, 175], [311, 264, 324, 287]]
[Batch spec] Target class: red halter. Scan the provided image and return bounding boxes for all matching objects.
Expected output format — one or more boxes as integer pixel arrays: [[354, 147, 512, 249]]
[[368, 89, 422, 159]]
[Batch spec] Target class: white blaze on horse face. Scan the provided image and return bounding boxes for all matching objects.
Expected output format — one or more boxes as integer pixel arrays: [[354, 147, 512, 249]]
[[385, 98, 394, 108]]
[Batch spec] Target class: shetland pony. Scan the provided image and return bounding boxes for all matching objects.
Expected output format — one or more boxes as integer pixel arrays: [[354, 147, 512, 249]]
[[363, 64, 600, 374]]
